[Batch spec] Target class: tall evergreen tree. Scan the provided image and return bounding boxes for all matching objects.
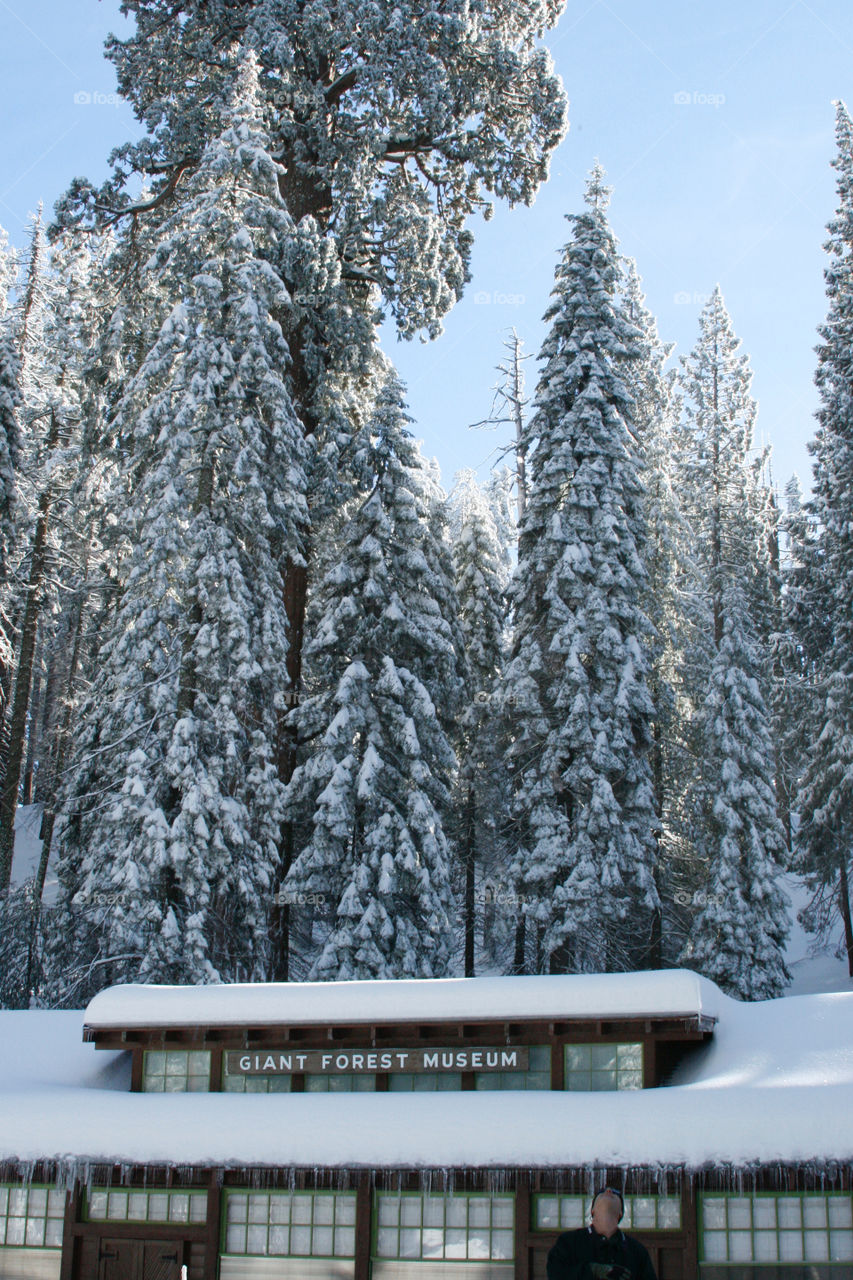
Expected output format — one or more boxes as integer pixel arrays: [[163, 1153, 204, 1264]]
[[620, 260, 705, 966], [52, 57, 309, 991], [449, 469, 507, 974], [283, 370, 462, 980], [680, 583, 790, 998], [794, 101, 853, 975], [502, 165, 659, 974]]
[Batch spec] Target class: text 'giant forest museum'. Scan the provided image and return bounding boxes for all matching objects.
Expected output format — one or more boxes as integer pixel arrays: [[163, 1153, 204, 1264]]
[[0, 970, 851, 1280]]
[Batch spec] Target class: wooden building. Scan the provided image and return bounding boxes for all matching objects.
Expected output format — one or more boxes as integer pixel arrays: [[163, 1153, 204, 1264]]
[[0, 970, 851, 1280]]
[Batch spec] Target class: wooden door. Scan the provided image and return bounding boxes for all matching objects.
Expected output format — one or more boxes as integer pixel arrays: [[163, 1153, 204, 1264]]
[[96, 1238, 183, 1280]]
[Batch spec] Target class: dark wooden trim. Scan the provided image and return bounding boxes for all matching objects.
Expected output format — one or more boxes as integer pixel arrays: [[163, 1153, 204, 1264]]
[[643, 1037, 656, 1088], [87, 1015, 715, 1051], [203, 1171, 221, 1280], [130, 1047, 143, 1093], [59, 1183, 80, 1280], [683, 1180, 699, 1277], [354, 1172, 371, 1280], [515, 1176, 531, 1280], [209, 1047, 223, 1093], [550, 1039, 564, 1091]]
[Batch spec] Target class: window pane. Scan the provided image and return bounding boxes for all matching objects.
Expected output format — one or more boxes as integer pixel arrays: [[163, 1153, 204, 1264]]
[[830, 1199, 853, 1228], [45, 1219, 64, 1247], [778, 1197, 802, 1228], [88, 1192, 108, 1219], [313, 1197, 334, 1226], [27, 1190, 47, 1217], [560, 1198, 585, 1229], [804, 1197, 828, 1228], [47, 1190, 65, 1218], [26, 1218, 46, 1247], [378, 1198, 399, 1226], [619, 1069, 643, 1090], [830, 1230, 853, 1261], [312, 1226, 334, 1254], [423, 1198, 445, 1228], [127, 1193, 148, 1221], [269, 1197, 290, 1225], [536, 1197, 559, 1229], [268, 1226, 289, 1255], [727, 1199, 751, 1230], [292, 1195, 313, 1224], [729, 1231, 752, 1261], [632, 1198, 656, 1228], [227, 1195, 248, 1223], [376, 1228, 398, 1256], [754, 1232, 778, 1262], [190, 1195, 207, 1224], [468, 1199, 490, 1227], [165, 1053, 187, 1076], [492, 1230, 514, 1260], [335, 1226, 355, 1256], [468, 1229, 490, 1259], [335, 1197, 356, 1225], [779, 1230, 804, 1261], [752, 1198, 776, 1229], [108, 1192, 128, 1220], [492, 1197, 514, 1228], [6, 1218, 25, 1246], [225, 1225, 247, 1253], [169, 1194, 190, 1223], [444, 1227, 467, 1258], [422, 1228, 444, 1258], [446, 1199, 468, 1228], [246, 1225, 267, 1254], [290, 1225, 311, 1255], [805, 1230, 830, 1260], [658, 1198, 681, 1229], [148, 1194, 169, 1221], [400, 1198, 422, 1227], [590, 1045, 617, 1070], [399, 1228, 421, 1258], [702, 1231, 727, 1261], [565, 1045, 590, 1069], [9, 1190, 27, 1216]]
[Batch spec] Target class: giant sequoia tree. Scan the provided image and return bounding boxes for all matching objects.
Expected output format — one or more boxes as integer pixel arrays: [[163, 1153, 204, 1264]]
[[52, 0, 567, 978]]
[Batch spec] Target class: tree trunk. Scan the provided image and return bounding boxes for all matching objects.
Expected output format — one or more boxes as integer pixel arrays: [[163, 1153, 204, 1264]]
[[839, 856, 853, 979], [463, 784, 476, 977], [21, 662, 42, 806], [0, 410, 59, 889]]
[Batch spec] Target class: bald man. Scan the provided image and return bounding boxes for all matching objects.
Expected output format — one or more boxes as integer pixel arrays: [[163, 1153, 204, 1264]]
[[546, 1188, 658, 1280]]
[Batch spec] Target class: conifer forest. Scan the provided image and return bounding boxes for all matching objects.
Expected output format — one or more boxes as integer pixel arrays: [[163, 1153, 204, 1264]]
[[0, 1, 851, 1007]]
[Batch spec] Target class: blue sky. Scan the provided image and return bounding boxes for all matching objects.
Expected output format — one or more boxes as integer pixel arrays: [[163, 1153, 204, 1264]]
[[1, 0, 851, 496]]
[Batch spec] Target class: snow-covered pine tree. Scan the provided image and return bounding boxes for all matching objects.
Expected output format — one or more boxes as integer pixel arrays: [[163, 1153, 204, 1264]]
[[681, 584, 791, 998], [283, 370, 462, 980], [794, 101, 853, 976], [620, 260, 706, 966], [448, 469, 507, 973], [51, 55, 309, 992], [502, 165, 659, 974], [676, 287, 791, 989]]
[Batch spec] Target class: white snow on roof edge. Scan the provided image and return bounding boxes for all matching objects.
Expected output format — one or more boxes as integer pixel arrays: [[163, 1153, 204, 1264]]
[[83, 969, 725, 1030]]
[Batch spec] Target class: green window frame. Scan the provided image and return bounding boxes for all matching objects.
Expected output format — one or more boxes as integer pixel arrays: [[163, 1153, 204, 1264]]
[[142, 1049, 211, 1092], [475, 1045, 551, 1091], [222, 1060, 292, 1093], [564, 1042, 643, 1090], [533, 1194, 682, 1232], [0, 1184, 65, 1249], [388, 1072, 463, 1091], [222, 1190, 356, 1258], [699, 1192, 853, 1265], [84, 1189, 207, 1225], [374, 1191, 515, 1262], [304, 1073, 376, 1092]]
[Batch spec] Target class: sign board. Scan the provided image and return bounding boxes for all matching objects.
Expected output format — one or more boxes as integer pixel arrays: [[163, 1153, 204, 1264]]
[[225, 1047, 531, 1076]]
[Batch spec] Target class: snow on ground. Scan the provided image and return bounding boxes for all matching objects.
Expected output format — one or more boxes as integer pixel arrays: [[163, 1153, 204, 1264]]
[[781, 872, 852, 996], [0, 977, 851, 1173], [83, 969, 721, 1030], [9, 804, 56, 902]]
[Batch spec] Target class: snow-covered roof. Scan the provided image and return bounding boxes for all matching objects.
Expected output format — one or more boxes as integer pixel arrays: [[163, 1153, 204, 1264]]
[[2, 984, 852, 1172], [83, 969, 720, 1030]]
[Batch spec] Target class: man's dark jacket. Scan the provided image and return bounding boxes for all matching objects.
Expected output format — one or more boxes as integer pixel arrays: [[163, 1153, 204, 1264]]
[[546, 1225, 658, 1280]]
